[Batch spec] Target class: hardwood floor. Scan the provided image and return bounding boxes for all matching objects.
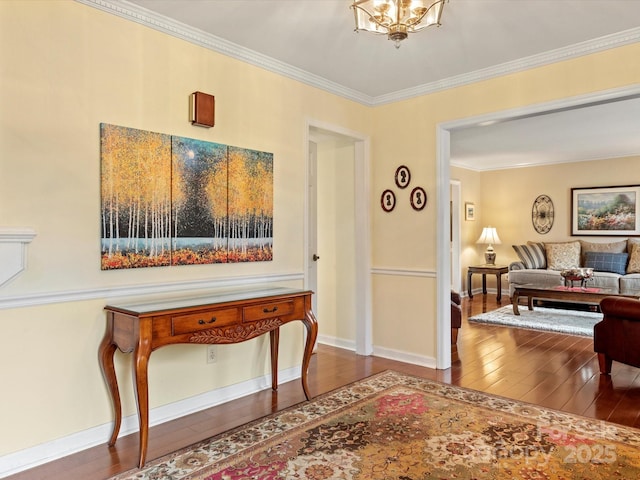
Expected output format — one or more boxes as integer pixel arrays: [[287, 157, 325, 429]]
[[8, 294, 640, 480]]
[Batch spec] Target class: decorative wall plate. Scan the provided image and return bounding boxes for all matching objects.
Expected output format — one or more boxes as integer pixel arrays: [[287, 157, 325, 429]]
[[532, 194, 554, 234], [381, 189, 396, 212], [410, 187, 427, 211], [395, 165, 411, 189]]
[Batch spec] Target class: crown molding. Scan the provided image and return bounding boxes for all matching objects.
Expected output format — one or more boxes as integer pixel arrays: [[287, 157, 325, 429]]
[[77, 0, 640, 107]]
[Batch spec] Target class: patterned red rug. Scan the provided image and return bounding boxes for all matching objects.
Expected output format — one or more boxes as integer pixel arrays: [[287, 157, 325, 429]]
[[110, 370, 640, 479]]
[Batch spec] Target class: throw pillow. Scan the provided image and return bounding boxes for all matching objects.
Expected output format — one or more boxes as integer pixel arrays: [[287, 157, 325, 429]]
[[628, 244, 640, 274], [579, 239, 627, 266], [546, 241, 580, 270], [512, 243, 546, 269], [584, 251, 629, 275]]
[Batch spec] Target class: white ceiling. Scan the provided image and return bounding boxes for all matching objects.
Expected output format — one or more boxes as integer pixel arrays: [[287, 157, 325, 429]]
[[88, 0, 640, 169]]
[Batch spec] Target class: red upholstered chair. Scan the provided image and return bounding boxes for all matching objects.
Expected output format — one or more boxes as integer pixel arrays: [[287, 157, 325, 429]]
[[451, 291, 462, 344], [594, 296, 640, 374]]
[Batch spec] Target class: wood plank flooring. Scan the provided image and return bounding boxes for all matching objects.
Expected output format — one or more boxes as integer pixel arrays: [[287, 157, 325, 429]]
[[8, 294, 640, 480]]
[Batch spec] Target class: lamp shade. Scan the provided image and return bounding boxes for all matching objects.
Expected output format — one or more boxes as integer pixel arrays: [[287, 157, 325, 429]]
[[476, 227, 501, 246]]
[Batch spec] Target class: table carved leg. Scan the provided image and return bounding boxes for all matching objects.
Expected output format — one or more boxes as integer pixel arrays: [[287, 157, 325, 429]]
[[98, 316, 122, 446], [269, 328, 279, 391], [300, 308, 318, 400], [512, 291, 521, 315], [133, 325, 152, 468]]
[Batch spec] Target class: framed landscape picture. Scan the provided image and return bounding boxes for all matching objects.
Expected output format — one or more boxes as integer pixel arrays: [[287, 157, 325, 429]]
[[571, 185, 640, 236]]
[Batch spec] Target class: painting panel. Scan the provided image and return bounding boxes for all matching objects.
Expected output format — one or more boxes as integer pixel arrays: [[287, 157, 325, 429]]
[[171, 137, 229, 264], [571, 185, 640, 236], [227, 146, 274, 262], [100, 123, 172, 270]]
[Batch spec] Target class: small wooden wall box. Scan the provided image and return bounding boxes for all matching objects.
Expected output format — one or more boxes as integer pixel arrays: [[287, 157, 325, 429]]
[[190, 91, 215, 128]]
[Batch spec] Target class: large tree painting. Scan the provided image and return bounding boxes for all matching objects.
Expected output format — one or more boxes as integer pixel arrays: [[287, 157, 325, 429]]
[[227, 146, 273, 262], [171, 136, 228, 265], [100, 124, 172, 269], [100, 124, 274, 270]]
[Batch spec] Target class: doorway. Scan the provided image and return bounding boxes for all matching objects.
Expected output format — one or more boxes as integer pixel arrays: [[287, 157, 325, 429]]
[[437, 84, 640, 370], [305, 120, 372, 356]]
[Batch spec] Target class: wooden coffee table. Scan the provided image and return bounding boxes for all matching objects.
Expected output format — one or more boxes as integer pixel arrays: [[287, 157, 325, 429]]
[[511, 285, 639, 315]]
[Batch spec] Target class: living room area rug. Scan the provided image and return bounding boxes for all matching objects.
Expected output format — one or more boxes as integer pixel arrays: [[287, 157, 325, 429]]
[[109, 370, 640, 479], [468, 304, 603, 336]]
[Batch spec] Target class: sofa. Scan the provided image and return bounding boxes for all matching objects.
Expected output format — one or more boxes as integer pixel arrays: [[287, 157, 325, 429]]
[[508, 238, 640, 299], [594, 296, 640, 374]]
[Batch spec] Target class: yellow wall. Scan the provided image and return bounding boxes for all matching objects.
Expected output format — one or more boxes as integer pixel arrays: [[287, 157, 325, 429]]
[[481, 155, 640, 264], [370, 45, 640, 357], [454, 156, 640, 294], [0, 1, 370, 458], [1, 0, 640, 466]]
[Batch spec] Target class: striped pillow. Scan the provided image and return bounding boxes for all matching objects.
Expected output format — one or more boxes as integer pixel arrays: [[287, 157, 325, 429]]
[[512, 243, 546, 269]]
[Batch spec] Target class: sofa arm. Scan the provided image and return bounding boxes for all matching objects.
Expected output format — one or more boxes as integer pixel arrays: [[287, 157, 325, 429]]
[[509, 261, 526, 271], [600, 296, 640, 321]]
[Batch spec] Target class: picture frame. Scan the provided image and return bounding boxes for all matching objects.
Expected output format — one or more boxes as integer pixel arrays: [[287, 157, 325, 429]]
[[381, 189, 396, 212], [410, 187, 427, 211], [571, 185, 640, 236], [465, 202, 475, 221], [395, 165, 411, 189]]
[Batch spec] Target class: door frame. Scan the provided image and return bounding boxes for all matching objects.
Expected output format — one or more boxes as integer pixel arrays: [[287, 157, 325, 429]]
[[436, 84, 640, 369], [304, 119, 373, 355]]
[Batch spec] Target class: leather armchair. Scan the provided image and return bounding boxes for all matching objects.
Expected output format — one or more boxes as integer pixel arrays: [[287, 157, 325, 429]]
[[451, 291, 462, 344], [594, 296, 640, 374]]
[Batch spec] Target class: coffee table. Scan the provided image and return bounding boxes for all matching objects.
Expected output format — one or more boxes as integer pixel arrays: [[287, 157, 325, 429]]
[[511, 285, 639, 315]]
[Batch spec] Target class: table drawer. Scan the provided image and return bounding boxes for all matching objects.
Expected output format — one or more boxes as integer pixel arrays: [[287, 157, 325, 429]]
[[171, 307, 240, 335], [244, 300, 295, 321]]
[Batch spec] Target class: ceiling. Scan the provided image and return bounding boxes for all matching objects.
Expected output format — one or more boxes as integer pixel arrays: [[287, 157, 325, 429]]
[[92, 0, 640, 169]]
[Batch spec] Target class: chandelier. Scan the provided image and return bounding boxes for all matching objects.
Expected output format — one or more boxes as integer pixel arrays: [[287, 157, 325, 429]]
[[351, 0, 447, 48]]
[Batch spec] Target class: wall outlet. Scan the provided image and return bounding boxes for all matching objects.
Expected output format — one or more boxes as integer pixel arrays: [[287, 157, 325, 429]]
[[206, 345, 217, 364]]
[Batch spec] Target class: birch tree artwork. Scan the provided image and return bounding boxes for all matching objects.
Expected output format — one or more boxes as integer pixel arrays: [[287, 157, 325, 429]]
[[100, 124, 273, 270]]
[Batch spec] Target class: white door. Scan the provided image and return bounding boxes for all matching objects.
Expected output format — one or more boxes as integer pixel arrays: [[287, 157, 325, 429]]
[[308, 140, 319, 315]]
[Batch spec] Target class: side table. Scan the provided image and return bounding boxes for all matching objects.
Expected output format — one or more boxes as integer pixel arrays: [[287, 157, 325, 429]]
[[467, 264, 508, 301]]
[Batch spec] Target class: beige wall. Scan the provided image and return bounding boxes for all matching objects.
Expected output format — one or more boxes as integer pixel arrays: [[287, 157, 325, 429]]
[[455, 156, 640, 294], [2, 0, 640, 468], [371, 43, 640, 358], [0, 1, 370, 460]]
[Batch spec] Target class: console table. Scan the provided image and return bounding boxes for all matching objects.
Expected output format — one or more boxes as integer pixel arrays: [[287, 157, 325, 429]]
[[98, 287, 318, 468]]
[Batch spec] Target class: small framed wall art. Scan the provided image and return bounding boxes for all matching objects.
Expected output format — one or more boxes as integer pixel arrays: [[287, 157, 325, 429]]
[[410, 187, 427, 211], [465, 202, 476, 221], [381, 189, 396, 212], [395, 165, 411, 189]]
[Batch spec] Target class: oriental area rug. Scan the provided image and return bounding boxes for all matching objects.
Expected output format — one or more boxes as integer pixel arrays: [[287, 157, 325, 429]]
[[469, 305, 603, 336], [110, 370, 640, 480]]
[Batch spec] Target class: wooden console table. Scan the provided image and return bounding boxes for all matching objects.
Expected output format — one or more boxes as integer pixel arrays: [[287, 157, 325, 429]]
[[98, 287, 318, 468]]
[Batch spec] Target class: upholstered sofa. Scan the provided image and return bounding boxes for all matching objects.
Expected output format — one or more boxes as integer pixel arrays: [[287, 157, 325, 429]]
[[508, 238, 640, 299]]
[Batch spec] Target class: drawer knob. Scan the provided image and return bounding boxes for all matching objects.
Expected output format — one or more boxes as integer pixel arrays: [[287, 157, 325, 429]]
[[198, 317, 217, 325], [263, 306, 279, 313]]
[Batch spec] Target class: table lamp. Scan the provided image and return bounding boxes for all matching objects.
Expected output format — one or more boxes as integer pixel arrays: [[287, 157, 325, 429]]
[[476, 226, 501, 265]]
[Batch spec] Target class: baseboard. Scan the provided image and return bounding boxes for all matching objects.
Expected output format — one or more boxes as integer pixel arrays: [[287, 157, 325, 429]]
[[372, 345, 437, 369], [0, 367, 300, 478], [317, 334, 356, 351]]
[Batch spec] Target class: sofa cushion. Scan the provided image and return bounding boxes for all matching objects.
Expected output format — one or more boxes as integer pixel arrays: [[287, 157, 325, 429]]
[[620, 273, 640, 295], [589, 271, 622, 292], [580, 239, 627, 266], [584, 251, 629, 275], [628, 243, 640, 274], [512, 243, 546, 269], [545, 241, 580, 270]]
